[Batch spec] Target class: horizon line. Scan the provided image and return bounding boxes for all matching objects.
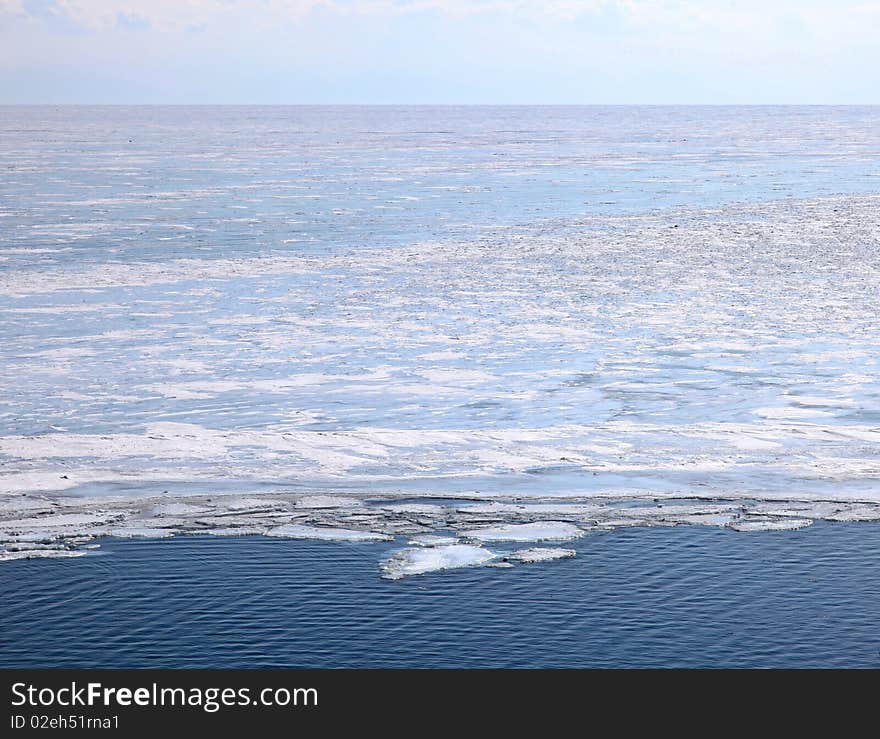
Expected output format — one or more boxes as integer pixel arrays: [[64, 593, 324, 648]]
[[2, 102, 879, 107]]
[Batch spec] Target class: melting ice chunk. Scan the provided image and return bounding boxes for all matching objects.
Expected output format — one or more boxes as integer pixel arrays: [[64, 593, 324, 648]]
[[294, 496, 364, 509], [109, 526, 176, 538], [462, 521, 584, 542], [407, 534, 460, 547], [381, 544, 496, 579], [729, 518, 814, 532], [266, 524, 391, 541], [825, 506, 880, 522], [507, 547, 576, 563], [204, 526, 266, 537], [0, 549, 86, 561]]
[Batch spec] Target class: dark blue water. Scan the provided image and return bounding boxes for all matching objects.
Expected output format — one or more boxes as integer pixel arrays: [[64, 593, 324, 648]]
[[2, 522, 879, 668]]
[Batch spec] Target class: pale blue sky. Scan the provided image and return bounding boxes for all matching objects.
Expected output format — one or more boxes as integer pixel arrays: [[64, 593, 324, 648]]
[[1, 1, 878, 103]]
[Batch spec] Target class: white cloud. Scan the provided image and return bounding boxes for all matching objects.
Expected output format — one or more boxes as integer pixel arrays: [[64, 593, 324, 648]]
[[2, 0, 879, 102], [7, 0, 880, 38]]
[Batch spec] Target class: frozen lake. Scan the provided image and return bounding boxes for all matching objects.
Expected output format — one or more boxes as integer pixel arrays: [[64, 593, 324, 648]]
[[1, 106, 879, 579]]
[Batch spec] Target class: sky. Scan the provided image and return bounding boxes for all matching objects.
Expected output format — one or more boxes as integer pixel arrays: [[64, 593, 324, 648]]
[[1, 0, 879, 104]]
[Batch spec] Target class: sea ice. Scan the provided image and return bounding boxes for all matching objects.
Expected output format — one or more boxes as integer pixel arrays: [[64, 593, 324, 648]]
[[506, 547, 576, 563], [380, 503, 446, 514], [0, 512, 123, 529], [223, 497, 290, 512], [825, 506, 880, 522], [0, 549, 85, 561], [294, 496, 363, 509], [407, 534, 460, 547], [0, 496, 53, 514], [729, 518, 814, 532], [462, 521, 585, 542], [204, 527, 267, 536], [151, 503, 212, 516], [265, 524, 391, 541], [381, 544, 496, 579], [109, 527, 177, 538]]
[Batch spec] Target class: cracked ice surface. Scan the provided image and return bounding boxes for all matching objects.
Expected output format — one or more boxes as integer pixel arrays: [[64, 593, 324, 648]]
[[2, 194, 880, 571], [2, 490, 878, 565]]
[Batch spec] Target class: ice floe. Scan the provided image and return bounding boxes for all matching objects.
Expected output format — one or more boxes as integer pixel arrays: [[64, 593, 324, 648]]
[[729, 518, 814, 532], [109, 526, 177, 538], [824, 506, 880, 522], [381, 544, 496, 579], [1, 489, 879, 573], [506, 547, 576, 563], [462, 521, 585, 542], [150, 503, 213, 516], [0, 549, 86, 562], [407, 534, 460, 547], [265, 524, 391, 541], [204, 527, 267, 537], [294, 496, 364, 509]]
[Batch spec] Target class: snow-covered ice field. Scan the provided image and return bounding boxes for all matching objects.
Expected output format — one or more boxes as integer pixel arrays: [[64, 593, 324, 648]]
[[2, 106, 879, 577]]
